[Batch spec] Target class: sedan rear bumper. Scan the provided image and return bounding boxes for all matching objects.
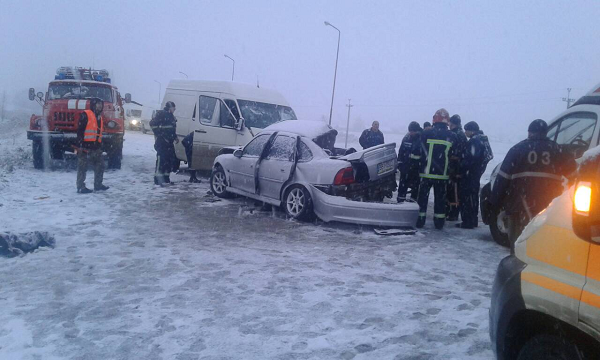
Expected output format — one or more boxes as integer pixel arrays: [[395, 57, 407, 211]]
[[309, 185, 419, 227]]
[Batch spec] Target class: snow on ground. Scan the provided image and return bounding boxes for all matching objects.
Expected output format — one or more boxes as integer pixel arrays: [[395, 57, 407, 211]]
[[0, 124, 511, 359]]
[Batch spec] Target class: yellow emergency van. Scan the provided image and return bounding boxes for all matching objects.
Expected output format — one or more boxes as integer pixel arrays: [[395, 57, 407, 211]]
[[490, 147, 600, 359]]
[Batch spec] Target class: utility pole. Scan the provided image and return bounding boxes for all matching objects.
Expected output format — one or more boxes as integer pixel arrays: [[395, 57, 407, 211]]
[[562, 88, 575, 108], [344, 99, 353, 148]]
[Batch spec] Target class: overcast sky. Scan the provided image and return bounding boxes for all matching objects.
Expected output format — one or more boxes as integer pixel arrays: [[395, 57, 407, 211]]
[[1, 0, 599, 139]]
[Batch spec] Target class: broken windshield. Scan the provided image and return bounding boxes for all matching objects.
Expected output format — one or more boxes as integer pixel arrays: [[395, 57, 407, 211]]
[[237, 100, 297, 129], [48, 83, 113, 103]]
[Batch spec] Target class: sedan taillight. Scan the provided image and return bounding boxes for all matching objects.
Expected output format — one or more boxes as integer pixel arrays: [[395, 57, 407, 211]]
[[334, 167, 355, 185]]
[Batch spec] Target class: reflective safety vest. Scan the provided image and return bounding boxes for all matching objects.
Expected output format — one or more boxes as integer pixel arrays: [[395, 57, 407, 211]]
[[83, 110, 103, 143], [420, 139, 452, 180]]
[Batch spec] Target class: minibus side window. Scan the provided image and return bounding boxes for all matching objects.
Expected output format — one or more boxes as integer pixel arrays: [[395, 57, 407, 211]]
[[199, 96, 218, 125]]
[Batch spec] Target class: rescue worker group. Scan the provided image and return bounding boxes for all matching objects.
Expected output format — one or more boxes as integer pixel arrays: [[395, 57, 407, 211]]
[[76, 100, 576, 238]]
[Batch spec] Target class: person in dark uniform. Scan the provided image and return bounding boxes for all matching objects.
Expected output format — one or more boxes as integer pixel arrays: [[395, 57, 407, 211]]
[[181, 131, 201, 183], [423, 121, 432, 131], [416, 108, 458, 229], [76, 97, 109, 193], [150, 101, 179, 185], [456, 121, 493, 229], [490, 119, 576, 246], [397, 121, 422, 202], [359, 121, 385, 149], [446, 114, 468, 221]]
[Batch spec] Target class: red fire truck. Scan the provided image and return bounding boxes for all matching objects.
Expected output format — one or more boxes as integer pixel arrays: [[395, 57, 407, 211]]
[[27, 67, 134, 169]]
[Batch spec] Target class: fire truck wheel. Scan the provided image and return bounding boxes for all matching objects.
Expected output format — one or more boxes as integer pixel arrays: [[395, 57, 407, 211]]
[[107, 144, 123, 170], [32, 140, 45, 169]]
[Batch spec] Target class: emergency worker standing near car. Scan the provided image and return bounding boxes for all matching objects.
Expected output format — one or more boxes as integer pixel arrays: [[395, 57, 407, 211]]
[[359, 121, 385, 149], [76, 98, 109, 194], [416, 108, 458, 229], [397, 121, 422, 202], [150, 101, 179, 185], [490, 119, 576, 246], [456, 121, 493, 229], [447, 114, 468, 221]]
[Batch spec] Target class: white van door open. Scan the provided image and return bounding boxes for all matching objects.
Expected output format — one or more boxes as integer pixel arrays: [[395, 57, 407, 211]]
[[191, 95, 242, 170]]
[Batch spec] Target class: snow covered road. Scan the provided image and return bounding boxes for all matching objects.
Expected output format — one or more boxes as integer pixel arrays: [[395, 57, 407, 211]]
[[0, 130, 509, 359]]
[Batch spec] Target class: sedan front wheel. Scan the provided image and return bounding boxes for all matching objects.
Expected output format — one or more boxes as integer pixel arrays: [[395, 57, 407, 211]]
[[210, 166, 232, 198]]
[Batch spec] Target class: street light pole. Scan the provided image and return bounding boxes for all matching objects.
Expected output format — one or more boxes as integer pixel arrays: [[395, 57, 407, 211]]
[[345, 99, 353, 148], [153, 80, 161, 104], [224, 55, 235, 81], [179, 71, 189, 79], [325, 21, 340, 126]]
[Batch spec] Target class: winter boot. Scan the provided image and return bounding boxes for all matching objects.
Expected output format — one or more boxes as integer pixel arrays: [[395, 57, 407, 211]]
[[94, 184, 109, 191], [189, 177, 202, 183], [416, 216, 426, 229], [77, 187, 93, 194], [434, 218, 445, 230], [455, 222, 474, 229]]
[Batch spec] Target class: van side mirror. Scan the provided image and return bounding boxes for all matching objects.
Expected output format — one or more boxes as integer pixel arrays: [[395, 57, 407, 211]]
[[573, 158, 600, 243], [233, 149, 243, 158], [29, 88, 35, 101], [124, 93, 132, 104], [37, 92, 44, 100]]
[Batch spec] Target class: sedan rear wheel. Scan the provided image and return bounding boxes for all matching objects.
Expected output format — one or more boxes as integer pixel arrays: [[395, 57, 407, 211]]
[[284, 185, 314, 221]]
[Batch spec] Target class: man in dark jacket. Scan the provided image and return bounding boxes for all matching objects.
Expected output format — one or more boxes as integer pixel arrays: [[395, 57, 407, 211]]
[[416, 108, 458, 229], [181, 131, 201, 183], [423, 122, 432, 131], [76, 98, 109, 193], [456, 121, 493, 229], [490, 119, 576, 246], [447, 114, 468, 221], [397, 121, 422, 202], [150, 101, 179, 185], [359, 121, 384, 149]]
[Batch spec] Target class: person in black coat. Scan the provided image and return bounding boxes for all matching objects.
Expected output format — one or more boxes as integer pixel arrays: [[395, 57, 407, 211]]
[[397, 121, 422, 202], [456, 121, 493, 229], [490, 119, 576, 246], [150, 101, 179, 185], [359, 121, 384, 149], [447, 114, 468, 221], [181, 131, 201, 183], [416, 108, 458, 229]]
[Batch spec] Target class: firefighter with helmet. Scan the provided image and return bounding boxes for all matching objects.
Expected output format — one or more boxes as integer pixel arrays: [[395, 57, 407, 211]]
[[490, 119, 576, 248], [416, 108, 458, 229], [150, 101, 179, 185], [76, 97, 109, 194]]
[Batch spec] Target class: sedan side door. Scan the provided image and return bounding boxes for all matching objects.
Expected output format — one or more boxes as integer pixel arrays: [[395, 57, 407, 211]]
[[258, 134, 297, 200], [228, 134, 271, 195]]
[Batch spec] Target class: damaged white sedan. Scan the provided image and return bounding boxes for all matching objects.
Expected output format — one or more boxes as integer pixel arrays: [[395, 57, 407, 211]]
[[210, 120, 419, 227]]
